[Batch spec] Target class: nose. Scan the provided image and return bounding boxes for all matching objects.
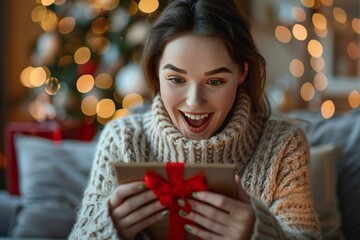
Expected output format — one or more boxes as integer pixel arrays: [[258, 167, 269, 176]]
[[186, 84, 207, 108]]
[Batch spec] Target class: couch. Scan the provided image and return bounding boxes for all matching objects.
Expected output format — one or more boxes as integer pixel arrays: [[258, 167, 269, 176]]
[[1, 107, 359, 239]]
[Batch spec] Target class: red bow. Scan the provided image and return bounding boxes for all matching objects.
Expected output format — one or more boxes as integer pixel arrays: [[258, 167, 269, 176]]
[[145, 162, 208, 240]]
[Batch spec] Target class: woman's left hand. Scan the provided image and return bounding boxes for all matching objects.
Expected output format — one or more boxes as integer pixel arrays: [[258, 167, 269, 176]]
[[179, 175, 255, 240]]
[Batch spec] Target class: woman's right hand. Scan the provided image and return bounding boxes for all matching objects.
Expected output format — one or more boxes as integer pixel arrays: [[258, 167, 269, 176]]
[[109, 181, 168, 239]]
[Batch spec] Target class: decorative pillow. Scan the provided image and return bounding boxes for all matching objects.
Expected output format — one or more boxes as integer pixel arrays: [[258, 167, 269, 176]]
[[309, 143, 343, 239], [10, 135, 97, 239]]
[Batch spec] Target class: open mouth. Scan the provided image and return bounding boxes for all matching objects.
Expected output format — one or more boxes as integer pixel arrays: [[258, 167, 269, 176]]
[[180, 111, 213, 133]]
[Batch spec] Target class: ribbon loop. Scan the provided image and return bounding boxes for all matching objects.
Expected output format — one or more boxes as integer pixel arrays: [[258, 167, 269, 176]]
[[144, 162, 207, 240]]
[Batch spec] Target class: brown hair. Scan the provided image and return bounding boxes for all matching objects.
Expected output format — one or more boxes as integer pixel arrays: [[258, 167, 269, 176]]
[[141, 0, 270, 117]]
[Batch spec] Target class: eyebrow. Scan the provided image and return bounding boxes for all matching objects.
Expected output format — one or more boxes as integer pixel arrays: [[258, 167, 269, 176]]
[[162, 64, 232, 76]]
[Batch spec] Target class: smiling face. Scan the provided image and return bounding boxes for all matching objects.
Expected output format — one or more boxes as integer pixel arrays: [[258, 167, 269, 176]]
[[158, 34, 248, 140]]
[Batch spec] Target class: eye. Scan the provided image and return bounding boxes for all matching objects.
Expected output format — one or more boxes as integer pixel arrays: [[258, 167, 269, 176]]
[[166, 77, 185, 84], [208, 79, 224, 86]]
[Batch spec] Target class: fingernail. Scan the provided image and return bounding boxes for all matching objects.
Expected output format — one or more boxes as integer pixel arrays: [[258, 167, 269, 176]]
[[161, 210, 169, 217], [192, 192, 199, 198], [178, 198, 184, 207], [179, 210, 188, 217], [185, 224, 192, 232], [138, 183, 146, 190]]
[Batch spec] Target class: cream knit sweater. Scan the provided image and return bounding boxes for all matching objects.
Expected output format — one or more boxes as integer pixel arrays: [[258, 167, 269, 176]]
[[69, 92, 321, 239]]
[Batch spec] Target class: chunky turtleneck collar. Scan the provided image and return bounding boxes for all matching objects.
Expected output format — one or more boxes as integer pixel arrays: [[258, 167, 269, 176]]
[[143, 91, 266, 172]]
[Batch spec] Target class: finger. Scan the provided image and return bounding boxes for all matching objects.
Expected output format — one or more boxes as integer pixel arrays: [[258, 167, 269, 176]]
[[180, 206, 227, 237], [184, 223, 225, 240], [118, 199, 166, 227], [192, 191, 238, 213], [112, 189, 158, 219], [235, 175, 250, 204], [124, 209, 169, 237], [187, 199, 229, 226], [109, 181, 146, 208]]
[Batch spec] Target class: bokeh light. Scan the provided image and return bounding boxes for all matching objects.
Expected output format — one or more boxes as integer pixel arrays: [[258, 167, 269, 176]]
[[122, 93, 144, 109], [20, 66, 35, 88], [292, 24, 307, 41], [321, 100, 335, 119], [313, 72, 328, 91], [40, 11, 58, 31], [289, 59, 305, 78], [352, 18, 360, 34], [320, 0, 333, 6], [308, 40, 323, 57], [31, 5, 48, 22], [81, 95, 98, 116], [291, 7, 307, 22], [347, 41, 360, 60], [30, 67, 47, 87], [96, 98, 116, 118], [333, 7, 347, 24], [92, 17, 109, 34], [45, 77, 61, 95], [41, 0, 55, 6], [310, 57, 325, 72], [300, 82, 315, 101], [138, 0, 159, 14], [58, 17, 75, 34], [76, 74, 95, 93], [312, 13, 327, 30], [275, 26, 291, 44], [95, 73, 113, 89], [74, 47, 91, 65], [300, 0, 315, 8], [348, 90, 360, 109], [113, 109, 130, 120]]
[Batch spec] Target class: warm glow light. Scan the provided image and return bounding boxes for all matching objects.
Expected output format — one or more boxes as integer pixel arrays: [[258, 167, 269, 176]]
[[138, 0, 159, 14], [308, 40, 323, 57], [313, 72, 328, 91], [31, 5, 48, 22], [58, 17, 75, 34], [320, 0, 333, 6], [122, 93, 144, 109], [81, 95, 98, 116], [321, 100, 335, 119], [91, 0, 119, 11], [291, 7, 307, 22], [59, 55, 73, 66], [113, 109, 130, 120], [310, 57, 325, 72], [41, 0, 55, 6], [40, 11, 58, 31], [292, 24, 307, 41], [348, 90, 360, 109], [289, 59, 305, 78], [312, 13, 327, 30], [129, 0, 139, 15], [300, 0, 315, 8], [96, 98, 116, 118], [54, 0, 66, 5], [20, 66, 35, 88], [30, 67, 47, 87], [275, 26, 291, 43], [89, 37, 110, 54], [333, 7, 347, 24], [92, 17, 109, 34], [314, 28, 328, 38], [347, 41, 360, 60], [77, 75, 95, 93], [300, 82, 315, 101], [352, 18, 360, 34], [95, 73, 113, 89], [74, 47, 91, 65]]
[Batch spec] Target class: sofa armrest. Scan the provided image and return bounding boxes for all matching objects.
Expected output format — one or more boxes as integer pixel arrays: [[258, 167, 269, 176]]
[[0, 191, 22, 236]]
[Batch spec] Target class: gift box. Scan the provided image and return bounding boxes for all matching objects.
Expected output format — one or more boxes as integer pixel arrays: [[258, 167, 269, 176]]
[[114, 162, 235, 240]]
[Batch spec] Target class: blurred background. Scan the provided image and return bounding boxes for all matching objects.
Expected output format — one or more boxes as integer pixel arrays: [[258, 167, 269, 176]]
[[0, 0, 359, 186]]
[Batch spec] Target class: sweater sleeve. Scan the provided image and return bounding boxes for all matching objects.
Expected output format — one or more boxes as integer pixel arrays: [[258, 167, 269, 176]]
[[248, 125, 321, 240], [68, 121, 122, 240]]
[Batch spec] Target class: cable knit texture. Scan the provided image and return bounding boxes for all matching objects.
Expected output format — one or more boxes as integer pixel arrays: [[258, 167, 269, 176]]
[[69, 91, 321, 239]]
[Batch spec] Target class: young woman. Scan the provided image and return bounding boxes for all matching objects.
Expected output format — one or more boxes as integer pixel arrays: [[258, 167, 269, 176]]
[[70, 0, 321, 239]]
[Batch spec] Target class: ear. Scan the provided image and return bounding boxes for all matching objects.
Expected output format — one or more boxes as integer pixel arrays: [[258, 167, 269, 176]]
[[238, 62, 249, 85]]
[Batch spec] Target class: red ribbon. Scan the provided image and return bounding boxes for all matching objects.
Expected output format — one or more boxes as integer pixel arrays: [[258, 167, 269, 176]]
[[144, 162, 208, 240]]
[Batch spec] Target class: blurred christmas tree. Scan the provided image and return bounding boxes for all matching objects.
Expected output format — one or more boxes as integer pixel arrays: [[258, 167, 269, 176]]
[[20, 0, 168, 125]]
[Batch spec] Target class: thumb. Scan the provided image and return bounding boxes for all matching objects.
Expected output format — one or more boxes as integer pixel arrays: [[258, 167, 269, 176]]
[[235, 175, 250, 204]]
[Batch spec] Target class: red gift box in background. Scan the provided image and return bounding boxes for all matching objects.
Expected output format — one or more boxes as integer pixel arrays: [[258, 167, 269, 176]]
[[4, 120, 96, 195]]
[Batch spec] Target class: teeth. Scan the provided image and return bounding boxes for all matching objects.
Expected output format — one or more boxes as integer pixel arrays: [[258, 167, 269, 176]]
[[184, 112, 209, 120]]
